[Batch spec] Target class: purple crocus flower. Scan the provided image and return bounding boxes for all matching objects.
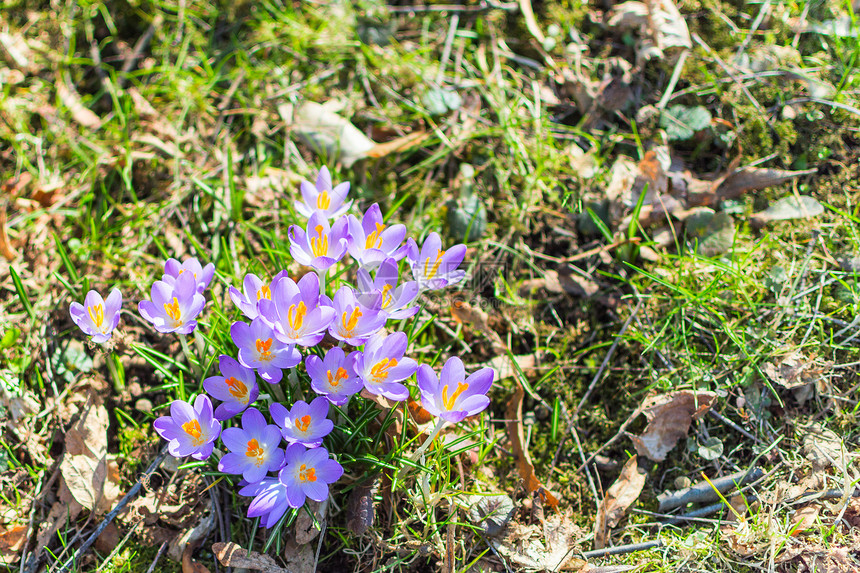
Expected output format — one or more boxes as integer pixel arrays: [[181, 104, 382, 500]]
[[288, 211, 349, 271], [294, 166, 352, 219], [346, 203, 407, 266], [278, 443, 344, 508], [229, 271, 289, 320], [239, 477, 291, 528], [218, 408, 285, 484], [405, 232, 467, 290], [355, 331, 418, 402], [357, 258, 420, 320], [305, 348, 363, 406], [203, 355, 260, 420], [153, 395, 221, 460], [231, 317, 301, 384], [138, 271, 206, 334], [162, 257, 215, 294], [259, 273, 334, 347], [328, 286, 386, 346], [417, 357, 494, 423], [269, 397, 334, 448], [69, 288, 122, 343]]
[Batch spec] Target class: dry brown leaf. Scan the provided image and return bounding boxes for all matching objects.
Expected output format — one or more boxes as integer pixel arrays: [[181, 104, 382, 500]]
[[480, 354, 536, 381], [346, 477, 379, 536], [608, 0, 691, 62], [716, 167, 817, 200], [284, 537, 315, 573], [213, 542, 289, 572], [59, 401, 121, 514], [294, 500, 325, 545], [365, 131, 429, 158], [494, 514, 582, 572], [630, 390, 717, 462], [282, 101, 375, 167], [802, 424, 845, 472], [450, 299, 505, 353], [182, 541, 211, 573], [0, 524, 27, 566], [56, 80, 102, 129], [593, 455, 646, 549], [0, 207, 17, 261], [505, 382, 560, 508], [790, 505, 820, 535]]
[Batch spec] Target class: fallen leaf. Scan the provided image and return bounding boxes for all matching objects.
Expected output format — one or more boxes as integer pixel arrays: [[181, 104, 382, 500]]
[[593, 455, 647, 549], [213, 542, 290, 572], [283, 537, 315, 573], [755, 196, 824, 222], [294, 500, 325, 545], [0, 524, 27, 566], [168, 503, 217, 562], [467, 494, 516, 536], [493, 514, 582, 571], [283, 101, 376, 167], [182, 541, 211, 573], [450, 299, 505, 353], [479, 354, 537, 381], [56, 79, 102, 129], [630, 390, 717, 462], [802, 424, 845, 472], [93, 522, 120, 555], [0, 207, 17, 261], [608, 0, 691, 62], [365, 130, 429, 158], [790, 505, 820, 535], [716, 167, 817, 201], [346, 477, 379, 536], [59, 400, 121, 514], [505, 382, 560, 507]]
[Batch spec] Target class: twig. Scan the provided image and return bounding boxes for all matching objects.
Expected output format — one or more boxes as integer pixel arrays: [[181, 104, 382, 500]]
[[656, 49, 689, 110], [581, 539, 663, 559], [657, 467, 764, 512], [56, 445, 169, 573], [691, 33, 767, 119], [386, 1, 518, 13], [573, 302, 642, 419], [144, 542, 169, 573], [118, 14, 163, 87], [551, 302, 642, 470], [708, 410, 760, 444], [435, 14, 459, 85]]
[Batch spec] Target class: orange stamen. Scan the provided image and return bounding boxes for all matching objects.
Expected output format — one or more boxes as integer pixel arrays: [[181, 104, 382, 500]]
[[88, 304, 105, 328], [225, 377, 249, 402], [316, 191, 331, 210], [442, 382, 469, 410], [370, 358, 398, 382], [298, 463, 317, 483], [288, 302, 307, 333], [340, 307, 362, 337], [424, 249, 445, 279], [163, 297, 182, 324], [365, 222, 386, 250], [256, 338, 273, 360], [310, 225, 329, 257], [295, 415, 312, 433], [327, 367, 348, 388], [257, 285, 271, 300], [381, 284, 394, 309], [245, 438, 266, 465], [182, 420, 204, 446]]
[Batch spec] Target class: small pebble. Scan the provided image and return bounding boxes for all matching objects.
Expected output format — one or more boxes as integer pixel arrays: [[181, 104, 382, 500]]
[[135, 398, 153, 414], [674, 476, 692, 490]]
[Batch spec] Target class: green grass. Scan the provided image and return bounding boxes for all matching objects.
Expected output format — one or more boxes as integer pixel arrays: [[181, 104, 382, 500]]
[[3, 0, 860, 571]]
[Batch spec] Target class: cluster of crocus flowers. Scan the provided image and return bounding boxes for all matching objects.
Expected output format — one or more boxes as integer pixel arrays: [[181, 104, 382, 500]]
[[64, 165, 494, 531]]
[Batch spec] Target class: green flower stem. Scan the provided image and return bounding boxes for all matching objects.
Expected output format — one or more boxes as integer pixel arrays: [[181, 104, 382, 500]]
[[317, 268, 327, 295], [106, 351, 124, 393], [178, 334, 202, 379], [408, 417, 447, 464]]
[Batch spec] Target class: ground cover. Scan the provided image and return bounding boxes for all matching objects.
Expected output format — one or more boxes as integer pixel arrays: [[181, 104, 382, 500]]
[[2, 0, 860, 571]]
